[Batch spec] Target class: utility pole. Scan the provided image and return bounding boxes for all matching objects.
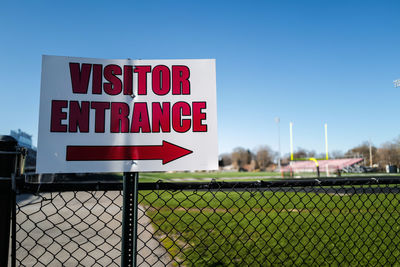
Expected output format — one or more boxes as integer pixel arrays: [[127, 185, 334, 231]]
[[325, 123, 329, 160]]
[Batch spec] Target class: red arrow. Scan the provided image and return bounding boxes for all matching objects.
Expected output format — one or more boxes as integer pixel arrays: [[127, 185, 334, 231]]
[[66, 140, 193, 165]]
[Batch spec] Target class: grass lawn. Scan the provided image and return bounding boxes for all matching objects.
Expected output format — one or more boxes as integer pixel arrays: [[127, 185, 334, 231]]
[[138, 171, 399, 183], [138, 171, 282, 182], [139, 188, 400, 266]]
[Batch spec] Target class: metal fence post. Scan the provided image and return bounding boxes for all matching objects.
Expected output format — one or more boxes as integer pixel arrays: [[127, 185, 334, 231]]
[[0, 176, 12, 267], [0, 136, 19, 267], [122, 172, 139, 267], [11, 172, 16, 267]]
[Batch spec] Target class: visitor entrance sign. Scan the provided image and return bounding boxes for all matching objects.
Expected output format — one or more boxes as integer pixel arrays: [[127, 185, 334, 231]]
[[37, 55, 217, 173]]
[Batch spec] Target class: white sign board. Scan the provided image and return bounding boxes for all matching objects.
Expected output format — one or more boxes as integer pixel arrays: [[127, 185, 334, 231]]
[[37, 55, 218, 173]]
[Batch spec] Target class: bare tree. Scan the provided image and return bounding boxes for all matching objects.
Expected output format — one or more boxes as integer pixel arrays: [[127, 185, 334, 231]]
[[292, 148, 308, 159], [219, 153, 232, 167], [345, 141, 377, 165], [330, 150, 344, 159], [231, 147, 252, 169], [255, 145, 275, 170], [291, 148, 316, 160], [376, 142, 400, 167]]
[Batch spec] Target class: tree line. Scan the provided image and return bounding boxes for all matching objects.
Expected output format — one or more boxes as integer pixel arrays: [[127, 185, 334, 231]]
[[219, 137, 400, 171]]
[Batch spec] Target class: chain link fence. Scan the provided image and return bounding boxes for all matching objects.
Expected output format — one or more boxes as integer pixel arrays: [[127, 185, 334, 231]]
[[14, 177, 400, 266], [16, 183, 123, 266]]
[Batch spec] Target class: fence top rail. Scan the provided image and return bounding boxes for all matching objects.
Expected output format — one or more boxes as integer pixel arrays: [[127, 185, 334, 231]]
[[15, 175, 400, 193], [139, 176, 400, 190]]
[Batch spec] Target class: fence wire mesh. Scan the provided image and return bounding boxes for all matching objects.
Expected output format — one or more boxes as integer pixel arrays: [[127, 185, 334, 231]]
[[16, 190, 123, 266], [14, 178, 400, 266]]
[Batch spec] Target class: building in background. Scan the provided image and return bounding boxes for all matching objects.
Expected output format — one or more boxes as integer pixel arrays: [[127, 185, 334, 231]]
[[10, 129, 34, 150], [10, 129, 36, 170]]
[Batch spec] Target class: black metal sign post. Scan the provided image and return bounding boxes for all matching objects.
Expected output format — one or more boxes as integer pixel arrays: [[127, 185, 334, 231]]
[[121, 172, 139, 267]]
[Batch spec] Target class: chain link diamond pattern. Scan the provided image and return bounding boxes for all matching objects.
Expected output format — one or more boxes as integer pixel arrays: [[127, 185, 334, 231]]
[[15, 180, 400, 266]]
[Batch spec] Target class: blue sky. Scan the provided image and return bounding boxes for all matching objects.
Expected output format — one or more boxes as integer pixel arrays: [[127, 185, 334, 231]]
[[1, 0, 400, 156]]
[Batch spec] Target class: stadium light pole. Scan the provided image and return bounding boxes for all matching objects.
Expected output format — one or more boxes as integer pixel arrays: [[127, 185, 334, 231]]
[[393, 79, 400, 88], [275, 117, 281, 171], [325, 123, 329, 160]]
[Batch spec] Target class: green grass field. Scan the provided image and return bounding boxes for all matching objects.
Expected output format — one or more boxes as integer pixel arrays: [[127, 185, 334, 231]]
[[138, 171, 400, 183], [140, 188, 400, 266], [138, 171, 281, 182]]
